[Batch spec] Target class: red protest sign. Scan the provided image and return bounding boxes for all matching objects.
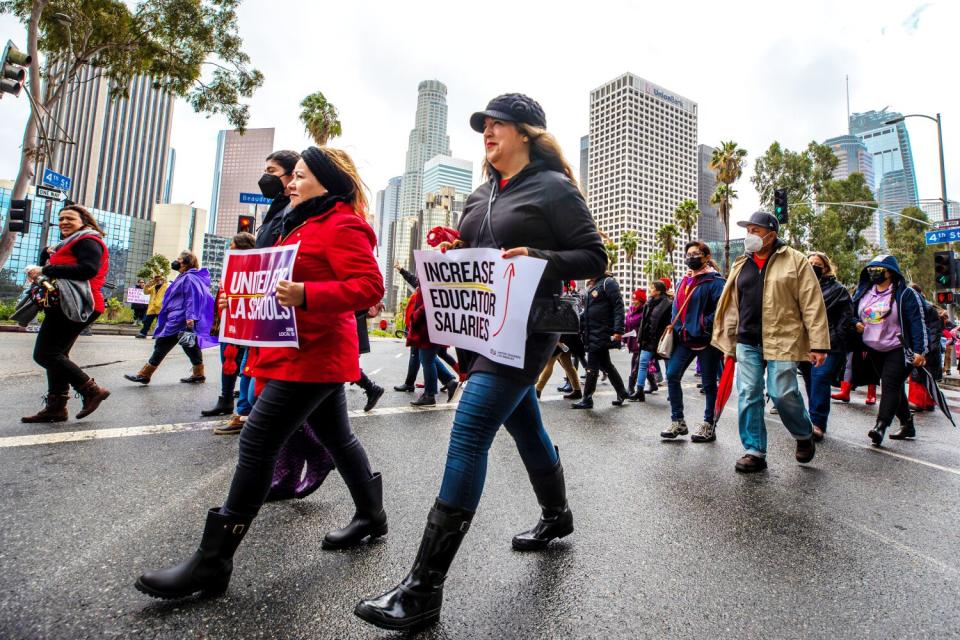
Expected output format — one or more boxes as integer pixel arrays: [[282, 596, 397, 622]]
[[219, 244, 300, 347]]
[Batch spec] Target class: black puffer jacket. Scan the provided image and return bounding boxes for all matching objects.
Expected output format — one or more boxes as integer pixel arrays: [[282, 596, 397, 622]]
[[457, 161, 606, 384], [581, 277, 625, 352], [255, 195, 292, 249], [638, 294, 672, 353], [819, 276, 856, 354]]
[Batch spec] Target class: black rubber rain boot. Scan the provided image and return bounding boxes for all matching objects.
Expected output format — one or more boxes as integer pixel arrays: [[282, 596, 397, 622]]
[[135, 508, 252, 600], [512, 447, 574, 551], [889, 417, 916, 440], [354, 499, 474, 631], [572, 371, 598, 409], [322, 472, 388, 549], [868, 419, 889, 447], [201, 395, 234, 417]]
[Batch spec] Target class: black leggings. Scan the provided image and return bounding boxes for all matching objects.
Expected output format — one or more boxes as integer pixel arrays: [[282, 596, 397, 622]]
[[33, 307, 100, 394], [586, 348, 627, 396], [148, 334, 203, 367], [224, 380, 373, 517], [866, 347, 912, 427]]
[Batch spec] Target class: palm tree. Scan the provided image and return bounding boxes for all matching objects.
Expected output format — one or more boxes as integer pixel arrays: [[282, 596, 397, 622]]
[[299, 91, 343, 145], [620, 230, 639, 294], [674, 199, 701, 244], [709, 141, 748, 274], [656, 224, 680, 281], [643, 249, 672, 282]]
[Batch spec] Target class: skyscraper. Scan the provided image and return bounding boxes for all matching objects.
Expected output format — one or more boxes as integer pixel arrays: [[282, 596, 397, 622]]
[[208, 128, 275, 236], [697, 144, 724, 243], [825, 133, 880, 247], [850, 109, 919, 247], [162, 148, 176, 204], [398, 81, 451, 222], [589, 73, 698, 294], [37, 66, 174, 220], [580, 135, 590, 193], [376, 176, 402, 307], [422, 155, 473, 197]]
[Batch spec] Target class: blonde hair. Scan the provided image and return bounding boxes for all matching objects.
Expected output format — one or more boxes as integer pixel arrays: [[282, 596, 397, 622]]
[[321, 147, 369, 216], [482, 123, 579, 191], [806, 251, 834, 277]]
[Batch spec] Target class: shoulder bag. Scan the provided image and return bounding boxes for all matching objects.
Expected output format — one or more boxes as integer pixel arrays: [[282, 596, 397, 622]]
[[657, 285, 699, 359]]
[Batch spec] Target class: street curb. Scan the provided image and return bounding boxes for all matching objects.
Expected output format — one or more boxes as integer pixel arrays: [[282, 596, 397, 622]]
[[0, 323, 142, 336]]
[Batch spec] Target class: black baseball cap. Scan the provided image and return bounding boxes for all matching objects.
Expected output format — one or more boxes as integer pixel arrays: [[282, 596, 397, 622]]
[[470, 93, 547, 133], [737, 211, 780, 233]]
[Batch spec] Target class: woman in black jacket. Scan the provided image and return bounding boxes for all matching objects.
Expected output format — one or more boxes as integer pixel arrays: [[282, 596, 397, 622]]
[[355, 94, 606, 631], [630, 281, 672, 400], [571, 272, 629, 409], [798, 252, 855, 441], [254, 150, 300, 249]]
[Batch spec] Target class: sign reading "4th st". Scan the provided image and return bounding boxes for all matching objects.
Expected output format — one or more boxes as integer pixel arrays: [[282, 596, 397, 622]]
[[925, 227, 960, 245]]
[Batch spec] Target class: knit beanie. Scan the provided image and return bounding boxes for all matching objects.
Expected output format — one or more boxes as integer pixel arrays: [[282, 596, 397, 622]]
[[300, 147, 353, 198]]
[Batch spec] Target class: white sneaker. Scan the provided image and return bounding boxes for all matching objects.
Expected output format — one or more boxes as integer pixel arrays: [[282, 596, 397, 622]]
[[690, 421, 716, 443], [660, 420, 688, 439]]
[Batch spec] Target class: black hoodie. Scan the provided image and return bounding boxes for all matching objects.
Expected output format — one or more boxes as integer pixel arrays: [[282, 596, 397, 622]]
[[457, 161, 606, 383]]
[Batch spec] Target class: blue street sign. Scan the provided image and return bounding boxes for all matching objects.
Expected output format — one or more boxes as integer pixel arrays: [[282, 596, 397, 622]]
[[239, 192, 272, 206], [925, 227, 960, 245], [42, 168, 71, 192]]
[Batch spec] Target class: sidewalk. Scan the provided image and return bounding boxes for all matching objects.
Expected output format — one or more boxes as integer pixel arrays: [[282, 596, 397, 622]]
[[0, 322, 142, 336]]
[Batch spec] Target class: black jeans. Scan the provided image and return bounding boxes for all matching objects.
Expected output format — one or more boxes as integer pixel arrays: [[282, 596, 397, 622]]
[[148, 334, 203, 367], [33, 307, 100, 394], [585, 348, 627, 396], [224, 380, 373, 517], [866, 347, 912, 427], [139, 314, 157, 336]]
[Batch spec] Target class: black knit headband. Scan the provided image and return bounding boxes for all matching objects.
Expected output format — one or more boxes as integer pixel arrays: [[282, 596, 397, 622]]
[[300, 147, 353, 198]]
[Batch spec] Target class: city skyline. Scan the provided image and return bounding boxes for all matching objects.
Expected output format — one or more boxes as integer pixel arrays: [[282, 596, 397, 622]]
[[0, 1, 956, 239]]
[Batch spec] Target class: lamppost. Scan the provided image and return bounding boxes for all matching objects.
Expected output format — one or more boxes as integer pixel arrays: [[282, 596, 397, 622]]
[[885, 113, 949, 222]]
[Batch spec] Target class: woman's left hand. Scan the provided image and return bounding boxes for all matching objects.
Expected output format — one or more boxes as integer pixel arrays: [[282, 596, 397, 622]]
[[25, 266, 41, 281], [501, 247, 529, 259], [276, 280, 305, 307], [913, 353, 927, 368]]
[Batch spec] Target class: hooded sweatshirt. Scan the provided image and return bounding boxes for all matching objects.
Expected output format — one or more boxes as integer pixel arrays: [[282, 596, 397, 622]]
[[851, 254, 928, 357]]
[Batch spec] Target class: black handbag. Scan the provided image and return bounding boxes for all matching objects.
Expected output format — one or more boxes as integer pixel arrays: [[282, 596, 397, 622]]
[[529, 294, 582, 334]]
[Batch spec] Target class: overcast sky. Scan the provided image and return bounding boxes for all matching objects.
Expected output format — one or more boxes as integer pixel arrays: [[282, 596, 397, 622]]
[[1, 0, 956, 237]]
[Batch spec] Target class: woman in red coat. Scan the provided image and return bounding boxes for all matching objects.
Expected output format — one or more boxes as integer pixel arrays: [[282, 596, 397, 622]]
[[135, 146, 386, 600], [22, 205, 111, 422]]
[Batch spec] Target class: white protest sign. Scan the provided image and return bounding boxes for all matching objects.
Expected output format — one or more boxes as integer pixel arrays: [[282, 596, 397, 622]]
[[125, 287, 150, 305], [414, 248, 547, 368]]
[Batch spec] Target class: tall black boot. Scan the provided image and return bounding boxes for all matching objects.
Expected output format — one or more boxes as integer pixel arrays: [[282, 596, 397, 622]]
[[868, 419, 889, 447], [512, 447, 574, 551], [201, 395, 234, 417], [135, 508, 252, 600], [322, 472, 388, 549], [354, 499, 474, 631], [572, 371, 598, 409]]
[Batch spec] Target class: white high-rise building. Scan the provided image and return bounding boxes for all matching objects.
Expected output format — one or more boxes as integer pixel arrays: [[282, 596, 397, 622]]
[[422, 155, 473, 197], [392, 80, 452, 307], [589, 73, 698, 294], [375, 176, 402, 308]]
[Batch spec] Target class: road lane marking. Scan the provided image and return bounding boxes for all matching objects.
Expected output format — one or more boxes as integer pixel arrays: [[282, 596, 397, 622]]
[[368, 368, 383, 376], [844, 521, 959, 576]]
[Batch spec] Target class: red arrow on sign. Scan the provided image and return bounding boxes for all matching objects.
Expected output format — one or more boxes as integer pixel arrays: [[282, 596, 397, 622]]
[[491, 262, 516, 338]]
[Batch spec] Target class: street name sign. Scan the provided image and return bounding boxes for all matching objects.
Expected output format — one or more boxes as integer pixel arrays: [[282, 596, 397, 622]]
[[36, 186, 66, 201], [42, 168, 71, 192], [239, 192, 272, 206], [925, 227, 960, 245]]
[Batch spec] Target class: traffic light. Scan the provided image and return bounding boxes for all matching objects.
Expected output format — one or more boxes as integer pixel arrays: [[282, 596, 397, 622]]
[[7, 198, 31, 233], [773, 188, 788, 224], [1, 40, 31, 98], [237, 215, 255, 234], [936, 291, 954, 305], [934, 250, 955, 289]]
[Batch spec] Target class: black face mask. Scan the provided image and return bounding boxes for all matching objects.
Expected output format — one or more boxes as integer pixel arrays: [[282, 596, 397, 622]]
[[170, 260, 181, 272], [812, 266, 824, 280], [685, 257, 703, 271], [868, 270, 887, 285], [258, 173, 285, 199]]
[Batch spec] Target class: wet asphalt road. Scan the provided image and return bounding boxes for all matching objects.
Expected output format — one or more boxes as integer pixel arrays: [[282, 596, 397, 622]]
[[1, 333, 959, 639]]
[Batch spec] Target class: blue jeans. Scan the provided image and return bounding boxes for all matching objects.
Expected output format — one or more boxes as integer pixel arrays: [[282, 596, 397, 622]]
[[418, 346, 455, 396], [799, 352, 844, 431], [633, 350, 656, 389], [236, 350, 255, 416], [438, 373, 560, 511], [667, 343, 721, 422], [736, 343, 813, 457]]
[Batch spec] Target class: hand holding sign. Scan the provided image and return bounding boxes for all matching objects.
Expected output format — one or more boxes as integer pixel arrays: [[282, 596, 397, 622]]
[[501, 247, 529, 259], [276, 280, 305, 307]]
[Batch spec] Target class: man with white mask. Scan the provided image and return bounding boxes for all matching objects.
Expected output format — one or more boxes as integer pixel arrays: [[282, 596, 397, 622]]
[[711, 211, 830, 473]]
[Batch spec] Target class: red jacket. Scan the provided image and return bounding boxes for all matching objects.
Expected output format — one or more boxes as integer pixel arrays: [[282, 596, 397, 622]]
[[251, 201, 383, 383], [405, 288, 444, 349], [46, 233, 109, 313]]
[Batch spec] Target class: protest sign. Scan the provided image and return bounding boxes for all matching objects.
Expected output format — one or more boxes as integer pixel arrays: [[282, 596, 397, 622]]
[[414, 248, 546, 368], [219, 244, 300, 347], [125, 287, 150, 305]]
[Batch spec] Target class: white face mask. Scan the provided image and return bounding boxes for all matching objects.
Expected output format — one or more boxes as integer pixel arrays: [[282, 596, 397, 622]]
[[743, 231, 767, 254]]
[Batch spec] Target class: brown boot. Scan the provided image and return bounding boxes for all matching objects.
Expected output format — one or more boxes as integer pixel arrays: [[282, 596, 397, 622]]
[[180, 364, 206, 384], [75, 378, 111, 419], [125, 363, 157, 384], [22, 393, 69, 423]]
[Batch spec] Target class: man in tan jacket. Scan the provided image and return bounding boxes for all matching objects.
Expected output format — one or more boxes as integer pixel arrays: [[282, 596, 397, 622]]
[[137, 274, 169, 338], [712, 212, 830, 473]]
